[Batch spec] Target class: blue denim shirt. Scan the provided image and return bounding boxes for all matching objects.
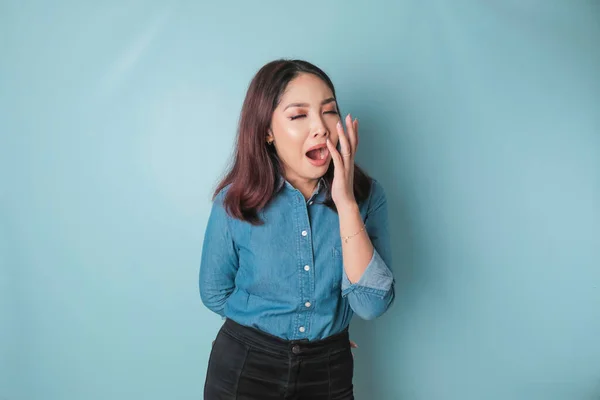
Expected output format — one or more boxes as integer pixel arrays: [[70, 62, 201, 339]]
[[199, 177, 395, 341]]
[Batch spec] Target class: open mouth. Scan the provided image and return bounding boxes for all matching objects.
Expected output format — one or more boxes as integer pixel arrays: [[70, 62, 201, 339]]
[[305, 147, 329, 161]]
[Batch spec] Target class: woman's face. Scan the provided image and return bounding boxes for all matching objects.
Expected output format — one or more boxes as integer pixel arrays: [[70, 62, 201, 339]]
[[268, 73, 341, 186]]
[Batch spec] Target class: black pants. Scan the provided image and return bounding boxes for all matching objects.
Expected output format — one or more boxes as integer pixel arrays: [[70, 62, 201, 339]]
[[204, 318, 354, 400]]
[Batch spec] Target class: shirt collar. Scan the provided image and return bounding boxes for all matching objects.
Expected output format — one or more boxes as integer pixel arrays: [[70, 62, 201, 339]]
[[275, 174, 328, 198]]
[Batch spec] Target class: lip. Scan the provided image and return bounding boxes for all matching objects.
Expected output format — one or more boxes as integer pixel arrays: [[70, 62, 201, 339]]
[[305, 143, 327, 154]]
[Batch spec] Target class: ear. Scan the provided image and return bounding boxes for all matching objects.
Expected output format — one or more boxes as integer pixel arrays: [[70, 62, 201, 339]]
[[266, 128, 274, 143]]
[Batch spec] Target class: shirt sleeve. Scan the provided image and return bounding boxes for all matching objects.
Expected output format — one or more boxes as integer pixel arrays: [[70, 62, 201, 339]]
[[199, 190, 239, 317], [341, 179, 396, 320]]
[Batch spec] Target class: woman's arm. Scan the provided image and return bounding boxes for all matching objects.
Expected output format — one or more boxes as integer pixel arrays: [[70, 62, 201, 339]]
[[326, 115, 395, 320], [337, 179, 395, 320], [199, 191, 239, 317]]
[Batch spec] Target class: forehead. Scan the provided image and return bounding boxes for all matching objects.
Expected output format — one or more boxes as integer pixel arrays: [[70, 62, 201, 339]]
[[279, 73, 334, 104]]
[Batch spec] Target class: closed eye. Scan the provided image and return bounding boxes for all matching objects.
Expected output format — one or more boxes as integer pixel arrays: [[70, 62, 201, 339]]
[[290, 110, 337, 121]]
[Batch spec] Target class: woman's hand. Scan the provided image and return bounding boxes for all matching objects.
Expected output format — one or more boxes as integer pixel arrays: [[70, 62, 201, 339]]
[[326, 113, 359, 211], [350, 339, 358, 358]]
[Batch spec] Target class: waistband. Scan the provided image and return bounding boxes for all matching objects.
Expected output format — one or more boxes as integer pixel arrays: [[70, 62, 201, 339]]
[[221, 318, 350, 358]]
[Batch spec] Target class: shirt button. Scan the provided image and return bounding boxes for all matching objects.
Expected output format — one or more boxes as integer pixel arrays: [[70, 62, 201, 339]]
[[301, 230, 308, 237], [299, 326, 306, 333], [304, 265, 310, 271], [305, 301, 311, 308], [308, 201, 314, 205]]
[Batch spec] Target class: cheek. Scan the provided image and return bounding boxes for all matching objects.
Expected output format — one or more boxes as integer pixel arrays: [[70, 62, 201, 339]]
[[329, 129, 339, 146], [274, 127, 307, 159], [327, 118, 340, 132], [327, 118, 340, 139]]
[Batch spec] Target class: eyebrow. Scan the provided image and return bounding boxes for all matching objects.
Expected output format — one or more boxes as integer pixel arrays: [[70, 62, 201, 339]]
[[283, 97, 336, 111]]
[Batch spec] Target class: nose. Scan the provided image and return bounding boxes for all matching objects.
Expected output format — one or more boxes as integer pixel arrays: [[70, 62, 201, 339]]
[[311, 116, 329, 138]]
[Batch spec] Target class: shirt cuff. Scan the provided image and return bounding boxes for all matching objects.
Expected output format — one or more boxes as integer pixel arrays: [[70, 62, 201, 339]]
[[341, 248, 394, 297]]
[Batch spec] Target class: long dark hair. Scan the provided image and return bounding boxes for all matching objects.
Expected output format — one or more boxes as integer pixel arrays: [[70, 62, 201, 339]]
[[214, 59, 372, 225]]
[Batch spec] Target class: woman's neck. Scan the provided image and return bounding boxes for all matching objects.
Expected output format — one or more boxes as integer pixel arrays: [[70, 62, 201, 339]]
[[284, 174, 319, 200]]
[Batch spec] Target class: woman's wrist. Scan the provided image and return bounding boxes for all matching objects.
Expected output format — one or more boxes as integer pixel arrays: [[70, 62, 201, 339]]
[[336, 200, 359, 215], [337, 200, 362, 239]]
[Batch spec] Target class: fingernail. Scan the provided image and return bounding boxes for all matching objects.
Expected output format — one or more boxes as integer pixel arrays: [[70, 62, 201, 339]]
[[336, 121, 341, 128]]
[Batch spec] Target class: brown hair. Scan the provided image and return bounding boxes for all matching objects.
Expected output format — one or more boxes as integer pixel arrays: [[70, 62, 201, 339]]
[[214, 59, 372, 225]]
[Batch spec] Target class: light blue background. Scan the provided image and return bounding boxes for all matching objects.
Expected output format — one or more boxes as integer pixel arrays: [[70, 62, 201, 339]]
[[1, 1, 599, 399]]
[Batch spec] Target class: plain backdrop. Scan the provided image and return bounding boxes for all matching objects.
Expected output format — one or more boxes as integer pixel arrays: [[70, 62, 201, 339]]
[[1, 1, 599, 399]]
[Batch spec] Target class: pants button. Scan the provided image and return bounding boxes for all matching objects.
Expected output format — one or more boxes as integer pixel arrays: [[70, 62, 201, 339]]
[[291, 345, 300, 354]]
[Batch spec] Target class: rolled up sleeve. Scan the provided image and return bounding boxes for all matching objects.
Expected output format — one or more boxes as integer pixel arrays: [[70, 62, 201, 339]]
[[199, 190, 239, 317], [341, 180, 395, 320]]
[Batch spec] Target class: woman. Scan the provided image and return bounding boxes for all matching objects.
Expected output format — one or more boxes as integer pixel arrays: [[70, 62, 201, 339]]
[[199, 59, 395, 400]]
